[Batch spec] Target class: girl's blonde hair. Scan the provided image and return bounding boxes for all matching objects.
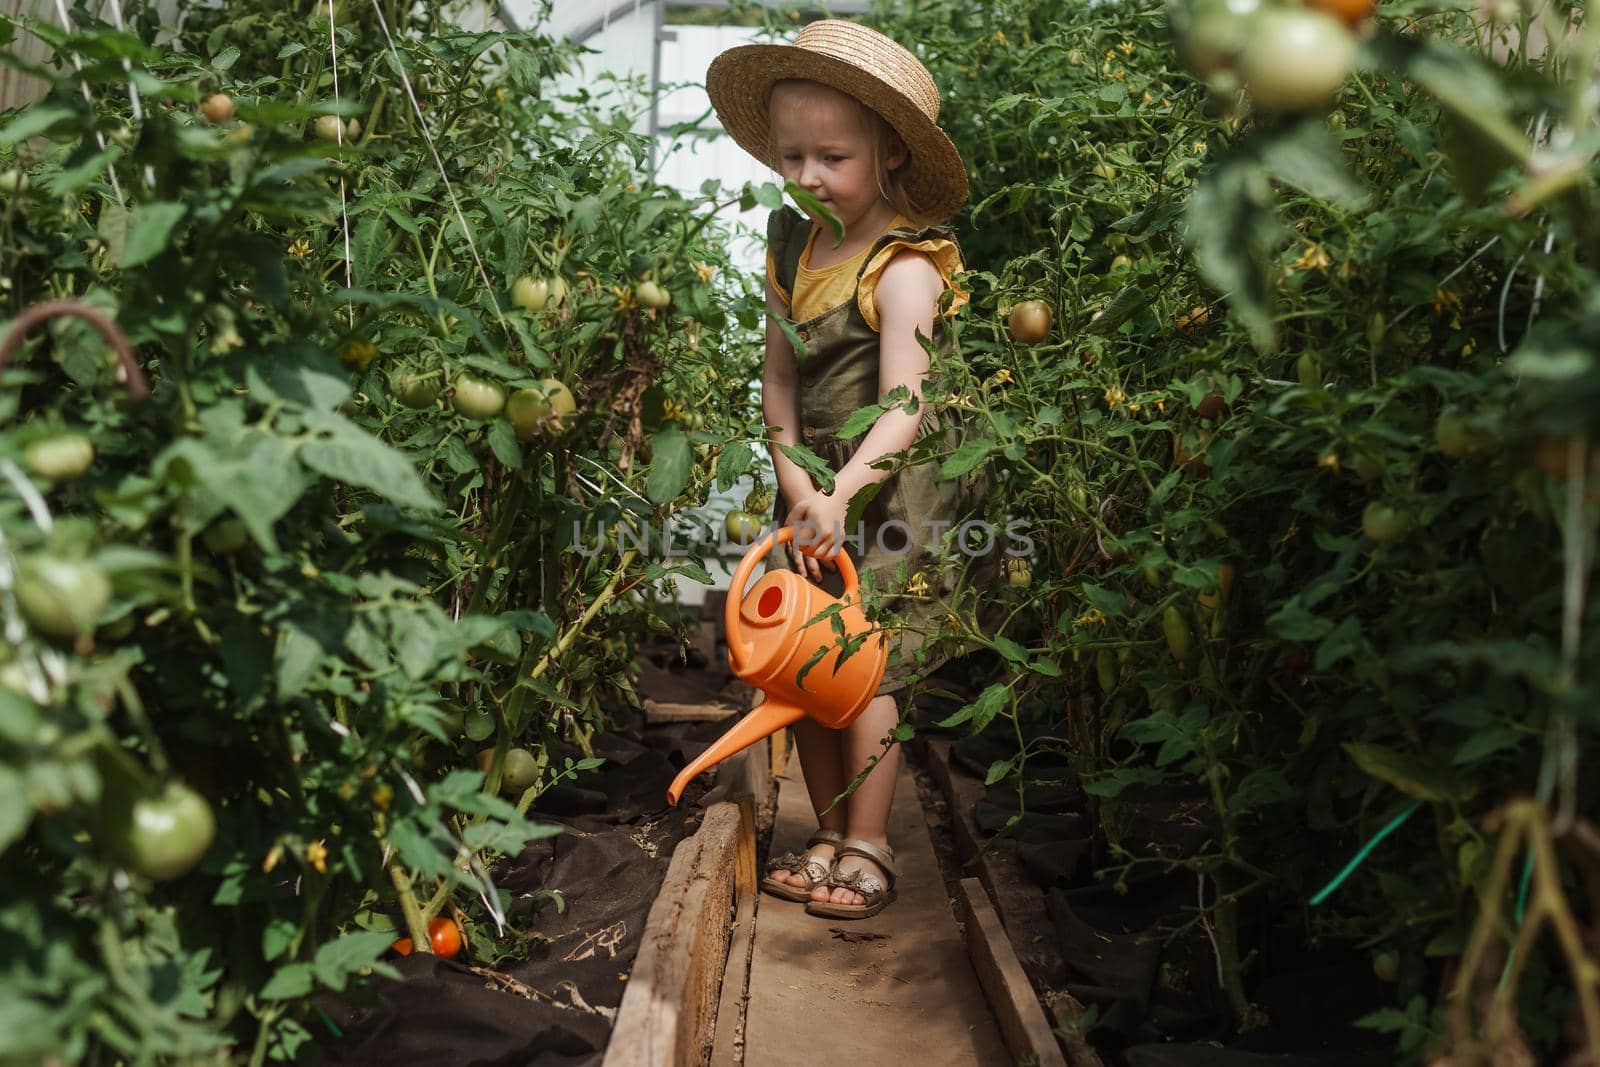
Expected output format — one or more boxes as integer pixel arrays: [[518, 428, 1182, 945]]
[[768, 79, 932, 227]]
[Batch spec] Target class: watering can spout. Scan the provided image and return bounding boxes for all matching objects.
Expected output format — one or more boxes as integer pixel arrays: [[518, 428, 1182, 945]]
[[666, 698, 806, 805]]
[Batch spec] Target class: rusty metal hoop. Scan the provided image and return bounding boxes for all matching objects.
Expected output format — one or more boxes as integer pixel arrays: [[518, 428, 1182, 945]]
[[0, 299, 150, 401]]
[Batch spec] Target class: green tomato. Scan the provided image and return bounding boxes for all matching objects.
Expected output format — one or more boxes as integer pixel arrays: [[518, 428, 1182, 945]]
[[1361, 501, 1410, 543], [744, 485, 775, 515], [1162, 605, 1192, 664], [391, 372, 442, 410], [724, 510, 762, 545], [23, 434, 94, 481], [1296, 353, 1322, 389], [1238, 9, 1355, 113], [14, 557, 110, 642], [511, 276, 551, 312], [500, 748, 539, 794], [104, 781, 216, 882], [634, 280, 672, 309], [202, 518, 249, 555], [463, 706, 495, 742], [312, 114, 345, 142], [451, 376, 506, 420], [0, 169, 27, 196], [1006, 557, 1033, 587], [506, 379, 577, 440], [1180, 0, 1263, 76], [1096, 649, 1117, 695], [1434, 411, 1486, 459]]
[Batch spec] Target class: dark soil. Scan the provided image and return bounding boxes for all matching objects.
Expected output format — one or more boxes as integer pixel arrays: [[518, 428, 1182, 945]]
[[910, 673, 1395, 1067], [319, 637, 741, 1067]]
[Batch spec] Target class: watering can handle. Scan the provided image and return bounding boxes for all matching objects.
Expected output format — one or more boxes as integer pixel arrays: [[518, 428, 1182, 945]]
[[725, 525, 860, 675]]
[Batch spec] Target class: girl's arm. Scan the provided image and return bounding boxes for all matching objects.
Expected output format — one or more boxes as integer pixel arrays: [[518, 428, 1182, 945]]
[[785, 250, 944, 562], [762, 275, 820, 520], [831, 251, 943, 503]]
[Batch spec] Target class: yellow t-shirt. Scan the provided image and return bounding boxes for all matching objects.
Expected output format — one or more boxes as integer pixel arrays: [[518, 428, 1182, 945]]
[[767, 215, 969, 331]]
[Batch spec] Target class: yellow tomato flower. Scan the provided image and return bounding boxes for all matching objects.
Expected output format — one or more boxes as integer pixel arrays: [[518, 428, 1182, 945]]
[[306, 839, 328, 874], [288, 238, 314, 258], [694, 261, 716, 284], [1291, 242, 1332, 273], [1104, 384, 1126, 408]]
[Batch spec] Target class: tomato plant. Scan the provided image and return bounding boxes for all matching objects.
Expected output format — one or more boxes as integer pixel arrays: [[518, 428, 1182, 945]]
[[0, 2, 761, 1059]]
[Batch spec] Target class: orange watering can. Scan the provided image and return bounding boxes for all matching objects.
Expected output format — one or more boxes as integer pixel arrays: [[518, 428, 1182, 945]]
[[665, 526, 887, 805]]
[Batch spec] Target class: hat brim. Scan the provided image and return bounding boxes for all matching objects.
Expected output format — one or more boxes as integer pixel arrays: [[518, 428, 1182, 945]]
[[706, 44, 968, 224]]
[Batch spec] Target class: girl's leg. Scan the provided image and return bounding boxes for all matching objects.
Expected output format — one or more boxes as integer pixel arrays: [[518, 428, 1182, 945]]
[[814, 693, 900, 905], [767, 712, 849, 888]]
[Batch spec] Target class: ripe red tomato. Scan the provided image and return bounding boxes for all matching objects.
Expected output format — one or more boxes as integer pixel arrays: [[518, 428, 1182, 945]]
[[1309, 0, 1377, 30], [1007, 300, 1053, 344], [392, 917, 463, 959]]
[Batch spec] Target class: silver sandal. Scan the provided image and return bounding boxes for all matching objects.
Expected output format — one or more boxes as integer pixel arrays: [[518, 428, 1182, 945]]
[[805, 838, 897, 920], [760, 828, 844, 902]]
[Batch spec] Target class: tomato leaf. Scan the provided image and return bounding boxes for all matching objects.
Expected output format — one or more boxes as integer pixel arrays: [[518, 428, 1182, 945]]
[[119, 201, 187, 268], [1342, 742, 1461, 803], [0, 767, 29, 853], [0, 105, 75, 145], [311, 931, 396, 993], [784, 180, 844, 246], [300, 411, 439, 512], [1186, 153, 1280, 354], [645, 425, 692, 504], [259, 962, 315, 1001], [715, 439, 754, 492], [940, 436, 994, 481], [774, 441, 835, 494], [1258, 119, 1367, 209]]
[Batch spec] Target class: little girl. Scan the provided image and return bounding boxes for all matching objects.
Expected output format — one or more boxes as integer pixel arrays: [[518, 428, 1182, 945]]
[[707, 21, 985, 919]]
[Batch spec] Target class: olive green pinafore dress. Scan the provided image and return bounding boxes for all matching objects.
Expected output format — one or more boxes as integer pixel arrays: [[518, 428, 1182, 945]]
[[765, 206, 994, 696]]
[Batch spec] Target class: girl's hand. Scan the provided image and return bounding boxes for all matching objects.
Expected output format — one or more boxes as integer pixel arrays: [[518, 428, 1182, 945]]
[[784, 491, 849, 581]]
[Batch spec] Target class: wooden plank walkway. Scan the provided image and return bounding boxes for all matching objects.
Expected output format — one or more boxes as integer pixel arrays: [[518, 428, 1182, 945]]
[[733, 754, 1014, 1066]]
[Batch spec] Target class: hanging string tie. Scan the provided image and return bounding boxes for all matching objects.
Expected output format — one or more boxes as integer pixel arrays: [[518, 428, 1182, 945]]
[[50, 0, 124, 204], [326, 4, 355, 327], [366, 0, 509, 338]]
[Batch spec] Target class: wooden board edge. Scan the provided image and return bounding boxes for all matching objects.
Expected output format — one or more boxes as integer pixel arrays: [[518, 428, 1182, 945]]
[[605, 802, 744, 1067], [958, 877, 1070, 1067]]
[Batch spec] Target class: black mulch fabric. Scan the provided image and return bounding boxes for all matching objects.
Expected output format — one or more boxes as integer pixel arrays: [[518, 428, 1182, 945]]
[[320, 715, 734, 1067], [914, 675, 1391, 1067]]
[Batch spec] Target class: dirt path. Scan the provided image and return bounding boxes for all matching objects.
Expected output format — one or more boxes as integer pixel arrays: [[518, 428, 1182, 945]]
[[734, 753, 1013, 1065]]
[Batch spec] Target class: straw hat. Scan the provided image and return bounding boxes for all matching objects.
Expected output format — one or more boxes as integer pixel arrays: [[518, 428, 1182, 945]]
[[706, 20, 968, 224]]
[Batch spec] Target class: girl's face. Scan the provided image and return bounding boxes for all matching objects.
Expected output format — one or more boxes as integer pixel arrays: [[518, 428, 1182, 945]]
[[769, 81, 905, 237]]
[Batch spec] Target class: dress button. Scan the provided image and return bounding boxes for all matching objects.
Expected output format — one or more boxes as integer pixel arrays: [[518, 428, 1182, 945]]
[[803, 427, 816, 441], [797, 328, 810, 342]]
